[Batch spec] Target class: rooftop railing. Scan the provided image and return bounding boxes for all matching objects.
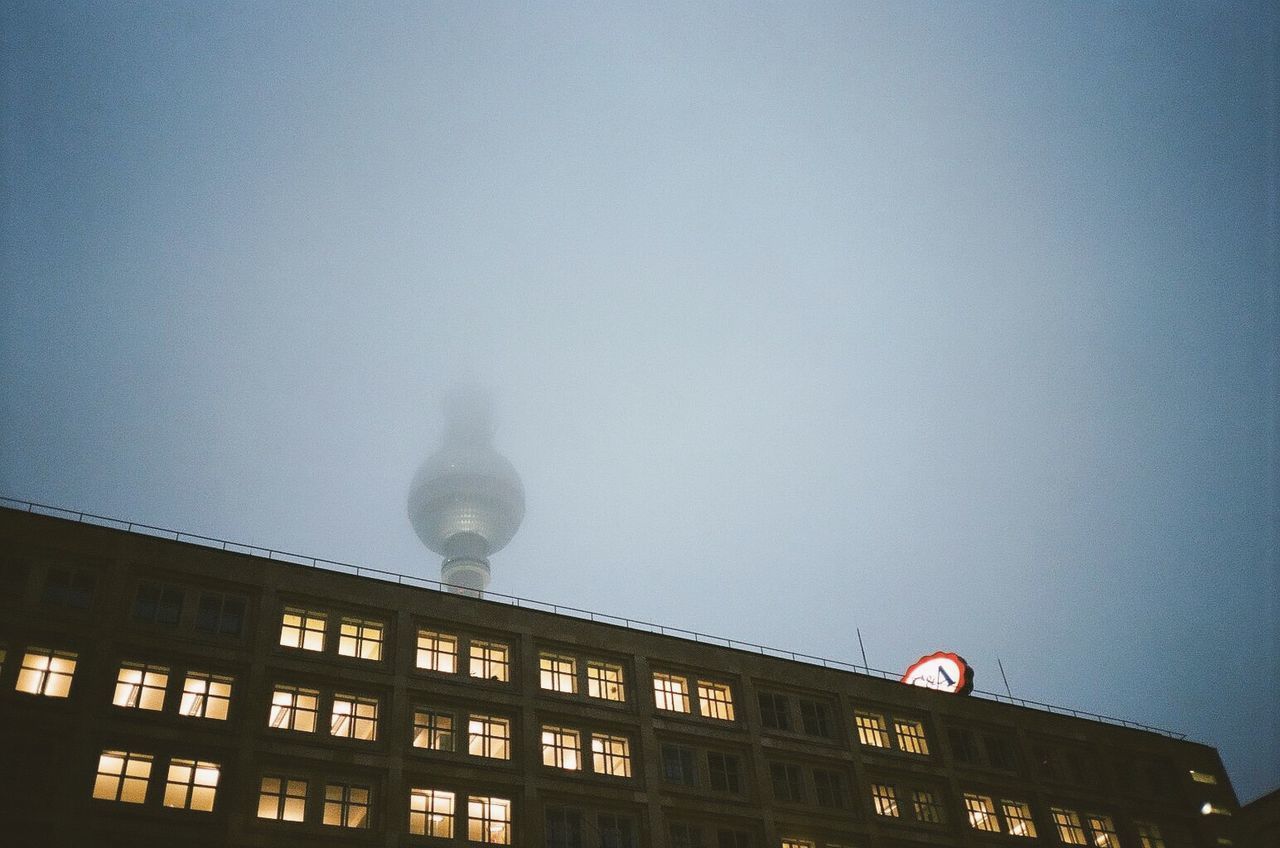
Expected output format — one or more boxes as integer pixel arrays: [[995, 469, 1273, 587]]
[[1, 495, 1186, 740]]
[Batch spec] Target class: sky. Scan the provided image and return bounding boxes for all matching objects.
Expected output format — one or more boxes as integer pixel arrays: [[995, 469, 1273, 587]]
[[1, 1, 1276, 803]]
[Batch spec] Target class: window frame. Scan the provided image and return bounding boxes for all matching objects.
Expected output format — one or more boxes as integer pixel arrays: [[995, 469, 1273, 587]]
[[337, 617, 384, 661], [409, 787, 455, 837], [467, 794, 512, 844], [469, 639, 510, 682], [330, 693, 379, 741], [416, 629, 458, 673], [269, 684, 320, 733], [591, 732, 632, 778], [112, 661, 169, 711], [1003, 800, 1038, 838], [855, 711, 891, 748], [257, 775, 308, 822], [541, 725, 582, 771], [653, 671, 691, 713], [586, 660, 626, 702], [15, 647, 77, 698], [413, 708, 456, 752], [871, 782, 900, 817], [539, 652, 578, 694], [965, 793, 1002, 832], [696, 679, 735, 721], [467, 714, 511, 760], [162, 758, 220, 812], [280, 607, 327, 652], [323, 782, 371, 829], [179, 671, 233, 720], [92, 750, 152, 804]]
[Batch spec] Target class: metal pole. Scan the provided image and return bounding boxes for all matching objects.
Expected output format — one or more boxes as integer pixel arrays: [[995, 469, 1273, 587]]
[[997, 656, 1013, 698], [856, 628, 869, 670]]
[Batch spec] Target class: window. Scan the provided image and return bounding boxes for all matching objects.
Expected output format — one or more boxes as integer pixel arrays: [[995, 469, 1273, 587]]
[[468, 715, 511, 759], [409, 788, 455, 837], [195, 592, 244, 635], [951, 727, 980, 764], [540, 653, 577, 693], [417, 629, 458, 673], [269, 684, 319, 732], [1087, 815, 1120, 848], [331, 694, 378, 740], [587, 660, 625, 701], [180, 672, 232, 720], [986, 734, 1017, 769], [799, 700, 831, 737], [894, 719, 929, 755], [707, 751, 741, 792], [258, 776, 307, 822], [547, 806, 584, 848], [662, 743, 697, 785], [280, 608, 326, 651], [965, 794, 1001, 832], [468, 795, 511, 844], [338, 618, 383, 661], [469, 640, 509, 682], [697, 680, 735, 720], [1190, 770, 1217, 785], [598, 813, 636, 848], [1135, 822, 1166, 848], [1052, 808, 1088, 845], [163, 759, 219, 811], [112, 662, 169, 711], [855, 711, 890, 748], [413, 709, 455, 751], [769, 762, 804, 802], [781, 841, 814, 848], [718, 829, 753, 848], [653, 672, 691, 712], [92, 750, 151, 803], [324, 783, 370, 828], [759, 692, 790, 730], [871, 783, 899, 817], [16, 647, 76, 697], [591, 733, 632, 777], [1003, 801, 1038, 837], [813, 769, 844, 808], [132, 581, 183, 625], [913, 789, 944, 823], [542, 726, 581, 770], [42, 567, 96, 609], [671, 823, 703, 848]]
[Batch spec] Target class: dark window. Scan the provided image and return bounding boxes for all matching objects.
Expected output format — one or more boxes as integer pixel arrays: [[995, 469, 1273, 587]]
[[669, 822, 703, 848], [769, 762, 804, 802], [758, 692, 790, 730], [42, 567, 96, 609], [662, 744, 697, 785], [546, 806, 583, 848], [813, 768, 844, 808], [598, 813, 636, 848], [717, 830, 753, 848], [984, 734, 1017, 771], [707, 751, 741, 793], [799, 699, 831, 737], [196, 592, 245, 636], [132, 582, 184, 625], [949, 727, 979, 765], [1033, 745, 1058, 779]]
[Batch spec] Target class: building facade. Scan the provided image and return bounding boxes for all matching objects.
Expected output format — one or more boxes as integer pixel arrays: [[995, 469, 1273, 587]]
[[0, 506, 1241, 847]]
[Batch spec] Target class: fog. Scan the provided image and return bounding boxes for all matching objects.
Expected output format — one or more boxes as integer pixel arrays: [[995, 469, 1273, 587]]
[[2, 2, 1276, 801]]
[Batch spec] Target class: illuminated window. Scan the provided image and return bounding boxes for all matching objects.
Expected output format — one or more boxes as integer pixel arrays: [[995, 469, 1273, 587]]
[[413, 709, 455, 751], [179, 672, 232, 720], [697, 680, 735, 720], [92, 750, 151, 803], [965, 794, 1001, 832], [814, 769, 844, 808], [894, 719, 929, 754], [163, 759, 219, 811], [323, 783, 370, 829], [468, 715, 511, 759], [195, 591, 245, 636], [541, 725, 581, 770], [1003, 800, 1038, 837], [653, 672, 691, 713], [132, 581, 183, 625], [855, 711, 890, 748], [913, 789, 944, 823], [468, 795, 511, 844], [591, 732, 632, 777], [330, 694, 378, 740], [663, 743, 697, 785], [781, 841, 815, 848], [416, 629, 457, 673], [707, 751, 740, 792], [469, 640, 509, 682], [871, 783, 899, 817], [1135, 822, 1166, 848], [799, 699, 831, 736], [16, 647, 76, 697], [257, 776, 307, 822], [42, 567, 96, 609], [112, 662, 169, 711], [269, 684, 319, 732], [770, 762, 804, 802], [280, 608, 326, 651], [1087, 815, 1120, 848], [409, 787, 454, 837], [540, 653, 577, 693], [759, 692, 790, 729], [338, 618, 383, 661], [1190, 770, 1217, 785], [587, 660, 625, 701], [1052, 808, 1088, 845]]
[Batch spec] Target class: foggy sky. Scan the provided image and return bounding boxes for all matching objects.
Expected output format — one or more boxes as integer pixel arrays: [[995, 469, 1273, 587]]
[[2, 2, 1276, 802]]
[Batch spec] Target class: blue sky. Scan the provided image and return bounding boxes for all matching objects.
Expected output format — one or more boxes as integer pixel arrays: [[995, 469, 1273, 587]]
[[2, 2, 1276, 801]]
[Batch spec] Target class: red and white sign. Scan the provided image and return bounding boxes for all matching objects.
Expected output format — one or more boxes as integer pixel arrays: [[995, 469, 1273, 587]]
[[901, 652, 974, 695]]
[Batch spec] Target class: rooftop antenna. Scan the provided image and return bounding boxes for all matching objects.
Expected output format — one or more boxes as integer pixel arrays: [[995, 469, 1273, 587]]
[[856, 628, 869, 671], [997, 655, 1013, 698]]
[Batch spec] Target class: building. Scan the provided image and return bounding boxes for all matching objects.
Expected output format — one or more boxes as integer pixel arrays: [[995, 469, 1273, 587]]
[[1236, 787, 1279, 848], [0, 502, 1242, 847]]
